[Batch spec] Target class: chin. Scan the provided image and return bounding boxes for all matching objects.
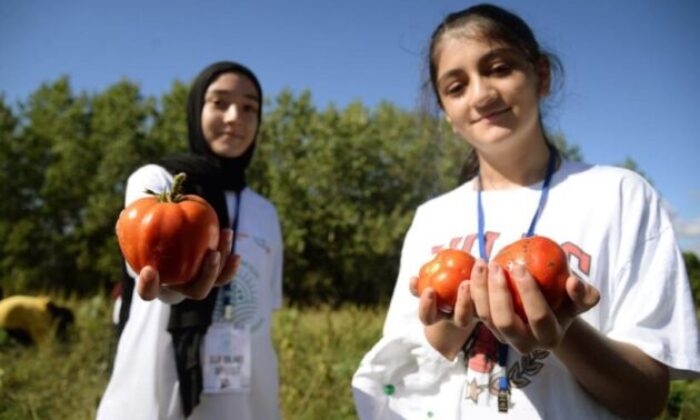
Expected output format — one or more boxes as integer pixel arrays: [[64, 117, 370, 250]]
[[468, 129, 516, 147], [209, 140, 244, 157], [210, 146, 242, 158]]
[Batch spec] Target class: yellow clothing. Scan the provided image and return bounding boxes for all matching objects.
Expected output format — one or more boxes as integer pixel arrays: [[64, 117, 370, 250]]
[[0, 296, 55, 344]]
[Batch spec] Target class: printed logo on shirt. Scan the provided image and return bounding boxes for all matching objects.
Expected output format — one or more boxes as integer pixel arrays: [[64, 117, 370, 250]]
[[228, 260, 265, 332]]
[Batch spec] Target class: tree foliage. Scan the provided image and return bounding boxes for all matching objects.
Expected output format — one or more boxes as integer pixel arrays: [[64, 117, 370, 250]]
[[250, 91, 467, 304], [684, 252, 700, 305]]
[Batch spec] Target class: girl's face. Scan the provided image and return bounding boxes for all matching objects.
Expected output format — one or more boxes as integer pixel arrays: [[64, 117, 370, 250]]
[[201, 72, 260, 158], [435, 34, 547, 154]]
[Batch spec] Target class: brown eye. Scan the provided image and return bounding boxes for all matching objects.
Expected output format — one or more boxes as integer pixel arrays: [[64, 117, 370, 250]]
[[490, 64, 512, 76], [444, 81, 465, 97], [243, 103, 258, 114], [209, 98, 227, 110]]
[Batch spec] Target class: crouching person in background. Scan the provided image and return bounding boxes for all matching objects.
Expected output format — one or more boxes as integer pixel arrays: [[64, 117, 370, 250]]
[[0, 295, 74, 346]]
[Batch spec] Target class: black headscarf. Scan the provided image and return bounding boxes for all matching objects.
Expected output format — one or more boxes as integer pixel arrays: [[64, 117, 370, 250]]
[[162, 60, 263, 194], [118, 61, 263, 418]]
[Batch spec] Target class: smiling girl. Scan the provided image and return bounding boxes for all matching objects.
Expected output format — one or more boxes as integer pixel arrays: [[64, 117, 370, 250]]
[[353, 4, 699, 419], [98, 61, 283, 420]]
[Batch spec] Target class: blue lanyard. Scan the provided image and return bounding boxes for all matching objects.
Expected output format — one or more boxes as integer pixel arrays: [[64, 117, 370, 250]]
[[222, 190, 242, 312], [476, 145, 556, 410]]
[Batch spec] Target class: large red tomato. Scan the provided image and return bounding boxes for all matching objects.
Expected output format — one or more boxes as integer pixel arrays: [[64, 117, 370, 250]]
[[417, 249, 476, 313], [493, 236, 570, 321], [116, 173, 220, 285]]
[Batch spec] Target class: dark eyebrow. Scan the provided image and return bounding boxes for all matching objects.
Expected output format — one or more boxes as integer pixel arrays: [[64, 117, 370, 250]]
[[479, 47, 520, 63], [436, 47, 520, 85], [206, 89, 260, 103]]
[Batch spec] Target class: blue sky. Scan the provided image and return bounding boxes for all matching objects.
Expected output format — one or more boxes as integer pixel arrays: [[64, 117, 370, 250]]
[[2, 0, 699, 253]]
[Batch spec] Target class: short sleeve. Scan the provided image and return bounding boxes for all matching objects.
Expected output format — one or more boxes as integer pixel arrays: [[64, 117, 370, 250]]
[[124, 164, 174, 206], [606, 180, 700, 378]]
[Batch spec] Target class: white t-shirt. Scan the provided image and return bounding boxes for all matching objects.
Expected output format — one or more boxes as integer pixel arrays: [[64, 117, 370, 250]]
[[97, 164, 283, 420], [353, 160, 700, 419]]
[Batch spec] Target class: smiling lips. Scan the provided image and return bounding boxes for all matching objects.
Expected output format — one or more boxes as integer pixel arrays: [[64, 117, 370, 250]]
[[471, 107, 511, 124], [221, 131, 245, 140]]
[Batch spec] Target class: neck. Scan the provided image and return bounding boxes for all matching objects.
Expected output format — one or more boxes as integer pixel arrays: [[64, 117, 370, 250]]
[[477, 139, 553, 190]]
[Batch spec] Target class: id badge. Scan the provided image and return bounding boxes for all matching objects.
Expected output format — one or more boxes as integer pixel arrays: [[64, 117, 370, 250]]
[[202, 322, 252, 394]]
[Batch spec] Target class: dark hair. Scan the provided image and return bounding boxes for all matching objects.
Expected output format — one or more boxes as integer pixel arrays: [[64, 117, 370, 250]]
[[427, 3, 563, 182]]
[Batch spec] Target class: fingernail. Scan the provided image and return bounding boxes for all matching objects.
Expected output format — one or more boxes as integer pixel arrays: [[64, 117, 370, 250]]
[[142, 269, 155, 282], [512, 263, 525, 277]]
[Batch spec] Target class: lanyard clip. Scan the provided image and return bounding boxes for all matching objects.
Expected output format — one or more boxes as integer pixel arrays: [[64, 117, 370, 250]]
[[497, 375, 510, 413], [497, 388, 510, 413]]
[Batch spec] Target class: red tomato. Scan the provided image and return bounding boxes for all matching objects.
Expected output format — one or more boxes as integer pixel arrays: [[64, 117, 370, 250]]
[[417, 249, 476, 313], [493, 236, 570, 321], [116, 173, 220, 285]]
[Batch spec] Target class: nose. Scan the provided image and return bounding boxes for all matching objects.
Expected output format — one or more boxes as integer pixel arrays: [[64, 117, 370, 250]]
[[469, 77, 497, 109], [223, 104, 239, 123]]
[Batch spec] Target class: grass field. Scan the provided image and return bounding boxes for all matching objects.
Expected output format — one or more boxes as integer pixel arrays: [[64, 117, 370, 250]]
[[0, 295, 697, 419]]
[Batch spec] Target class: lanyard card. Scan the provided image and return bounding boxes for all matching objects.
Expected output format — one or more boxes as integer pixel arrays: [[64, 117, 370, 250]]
[[202, 322, 252, 394]]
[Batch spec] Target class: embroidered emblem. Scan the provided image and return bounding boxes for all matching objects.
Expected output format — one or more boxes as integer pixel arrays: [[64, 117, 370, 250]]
[[228, 260, 264, 332], [507, 350, 550, 388]]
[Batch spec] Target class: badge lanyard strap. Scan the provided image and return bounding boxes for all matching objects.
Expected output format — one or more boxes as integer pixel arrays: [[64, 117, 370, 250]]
[[223, 190, 241, 320], [476, 145, 556, 410]]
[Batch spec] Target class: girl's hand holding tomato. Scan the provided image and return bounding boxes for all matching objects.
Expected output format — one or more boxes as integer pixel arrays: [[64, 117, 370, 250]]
[[470, 237, 600, 354], [116, 173, 240, 301], [410, 249, 480, 329]]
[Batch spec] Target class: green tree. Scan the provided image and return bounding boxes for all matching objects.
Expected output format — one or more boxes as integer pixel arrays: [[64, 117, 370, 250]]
[[683, 252, 700, 306], [250, 91, 469, 304], [0, 94, 21, 293], [78, 80, 157, 292], [149, 80, 189, 154], [1, 78, 89, 293]]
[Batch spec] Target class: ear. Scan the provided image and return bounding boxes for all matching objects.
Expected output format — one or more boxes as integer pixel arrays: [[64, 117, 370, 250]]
[[536, 56, 551, 98]]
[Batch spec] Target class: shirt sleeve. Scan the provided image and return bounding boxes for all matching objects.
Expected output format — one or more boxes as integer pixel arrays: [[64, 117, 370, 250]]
[[124, 164, 174, 206], [353, 206, 466, 419], [606, 177, 700, 379]]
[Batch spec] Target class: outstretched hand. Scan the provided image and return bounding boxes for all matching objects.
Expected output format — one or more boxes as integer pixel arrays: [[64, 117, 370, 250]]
[[136, 228, 240, 301], [471, 261, 600, 354], [409, 260, 482, 330]]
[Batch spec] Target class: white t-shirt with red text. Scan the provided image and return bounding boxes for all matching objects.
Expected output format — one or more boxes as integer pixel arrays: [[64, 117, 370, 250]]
[[353, 160, 699, 419]]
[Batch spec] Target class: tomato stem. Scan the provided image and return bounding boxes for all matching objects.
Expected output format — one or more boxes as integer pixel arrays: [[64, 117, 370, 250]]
[[145, 172, 188, 203], [168, 173, 187, 203]]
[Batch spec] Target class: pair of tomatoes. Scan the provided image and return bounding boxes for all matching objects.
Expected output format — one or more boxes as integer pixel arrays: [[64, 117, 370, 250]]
[[416, 236, 570, 321]]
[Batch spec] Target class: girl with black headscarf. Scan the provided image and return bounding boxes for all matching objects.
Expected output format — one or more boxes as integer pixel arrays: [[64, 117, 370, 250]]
[[98, 62, 283, 420]]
